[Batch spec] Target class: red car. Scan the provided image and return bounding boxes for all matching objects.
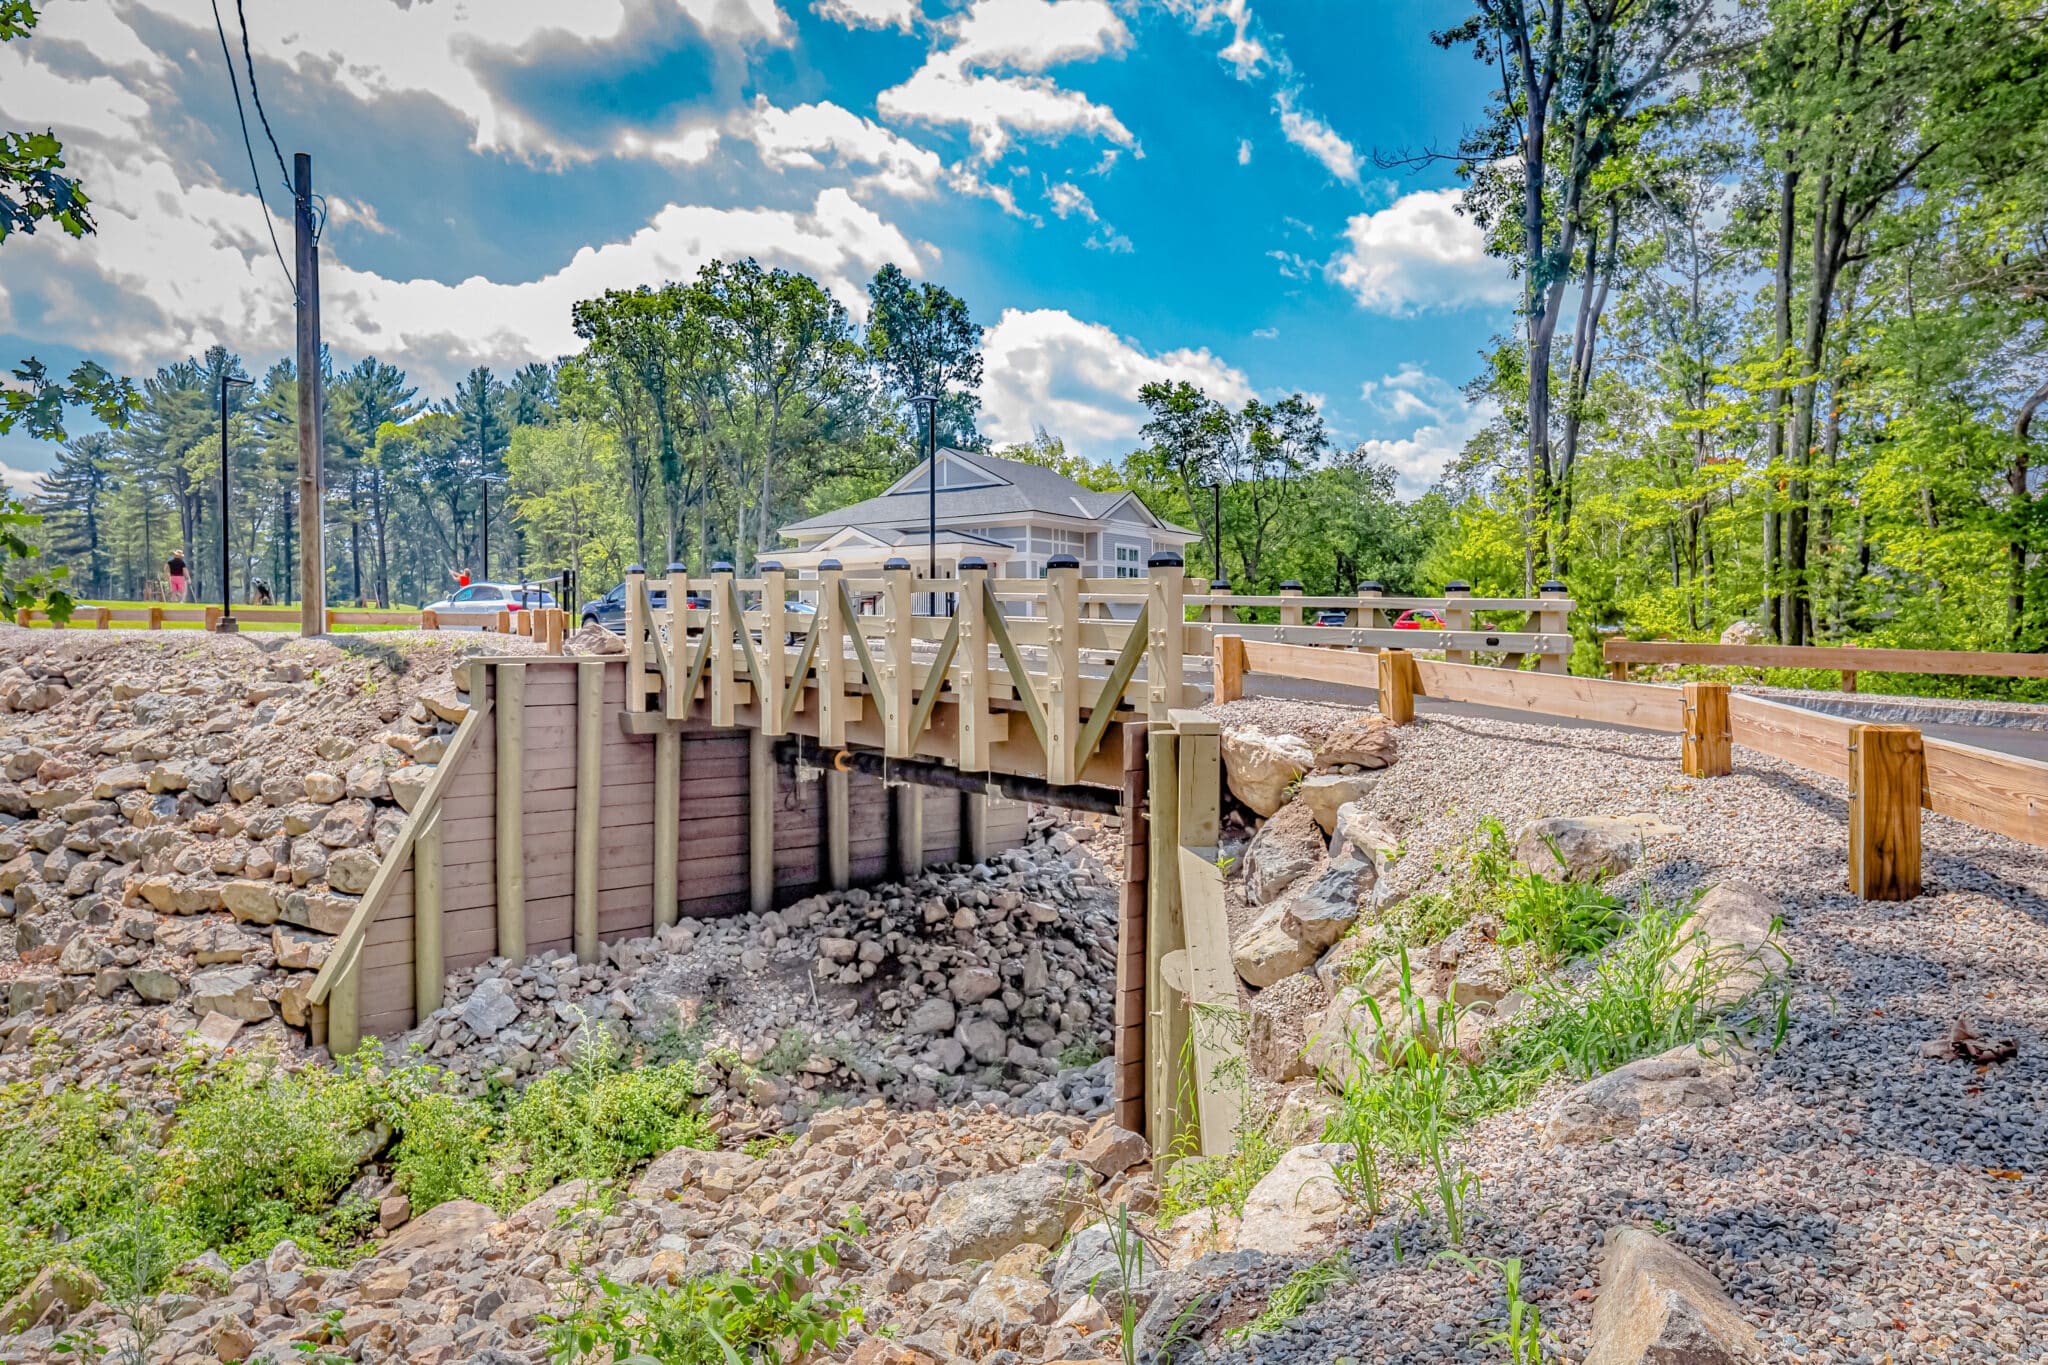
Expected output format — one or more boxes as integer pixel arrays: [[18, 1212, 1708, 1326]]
[[1393, 608, 1445, 629]]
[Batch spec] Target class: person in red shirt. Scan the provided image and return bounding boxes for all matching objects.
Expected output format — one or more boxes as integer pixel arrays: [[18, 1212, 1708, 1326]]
[[453, 567, 472, 589]]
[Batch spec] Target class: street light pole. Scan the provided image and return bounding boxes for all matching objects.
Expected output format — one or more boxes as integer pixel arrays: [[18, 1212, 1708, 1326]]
[[1206, 481, 1224, 581], [911, 394, 941, 614], [217, 374, 253, 632]]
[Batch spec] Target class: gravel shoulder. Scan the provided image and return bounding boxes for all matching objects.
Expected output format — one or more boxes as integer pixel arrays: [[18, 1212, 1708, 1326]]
[[1201, 697, 2047, 1365]]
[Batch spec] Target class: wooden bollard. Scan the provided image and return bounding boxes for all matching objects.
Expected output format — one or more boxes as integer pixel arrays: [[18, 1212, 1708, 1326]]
[[204, 606, 222, 631], [13, 608, 27, 627], [1681, 681, 1731, 778], [421, 609, 438, 631], [1848, 724, 1923, 901], [516, 608, 533, 638], [1377, 647, 1417, 725], [1213, 633, 1248, 704], [149, 606, 164, 631], [95, 607, 111, 630], [496, 609, 512, 634], [546, 609, 565, 654]]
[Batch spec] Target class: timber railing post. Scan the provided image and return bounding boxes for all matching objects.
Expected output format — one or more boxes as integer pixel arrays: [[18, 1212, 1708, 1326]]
[[1443, 580, 1472, 664], [1357, 580, 1383, 631], [956, 558, 992, 771], [1848, 723, 1923, 901], [1206, 577, 1233, 625], [654, 727, 679, 929], [1144, 553, 1185, 725], [1606, 638, 1628, 681], [759, 562, 788, 734], [1537, 578, 1571, 674], [1044, 556, 1083, 785], [882, 558, 916, 756], [1378, 647, 1417, 725], [574, 660, 603, 963], [494, 662, 526, 963], [1278, 580, 1304, 628], [749, 729, 775, 915], [1841, 639, 1859, 694], [817, 560, 850, 748], [625, 564, 649, 713], [709, 562, 738, 729], [1682, 681, 1731, 778]]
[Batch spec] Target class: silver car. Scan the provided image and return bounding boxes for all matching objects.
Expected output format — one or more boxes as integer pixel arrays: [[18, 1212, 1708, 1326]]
[[424, 582, 558, 630]]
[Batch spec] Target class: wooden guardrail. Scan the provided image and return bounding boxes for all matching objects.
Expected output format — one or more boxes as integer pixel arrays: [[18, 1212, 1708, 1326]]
[[1193, 580, 1574, 673], [1220, 636, 2048, 901], [1604, 638, 2048, 691]]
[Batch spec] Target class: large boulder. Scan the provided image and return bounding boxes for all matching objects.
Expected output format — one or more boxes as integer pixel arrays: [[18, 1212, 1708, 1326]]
[[0, 1264, 102, 1332], [1514, 815, 1677, 882], [1314, 714, 1398, 770], [1299, 772, 1379, 834], [896, 1161, 1088, 1276], [1048, 1221, 1160, 1313], [1221, 727, 1314, 818], [1547, 1044, 1736, 1145], [380, 1199, 499, 1256], [630, 1146, 761, 1201], [1233, 902, 1319, 988], [187, 965, 272, 1023], [1585, 1228, 1760, 1364], [1234, 1143, 1351, 1256], [1669, 881, 1784, 1007], [1243, 800, 1323, 906], [960, 1244, 1059, 1352]]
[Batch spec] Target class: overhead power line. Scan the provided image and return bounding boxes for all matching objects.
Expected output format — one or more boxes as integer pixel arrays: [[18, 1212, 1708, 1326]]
[[209, 0, 296, 298]]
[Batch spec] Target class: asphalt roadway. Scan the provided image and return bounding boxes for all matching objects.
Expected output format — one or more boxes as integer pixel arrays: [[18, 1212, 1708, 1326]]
[[1237, 671, 2048, 763]]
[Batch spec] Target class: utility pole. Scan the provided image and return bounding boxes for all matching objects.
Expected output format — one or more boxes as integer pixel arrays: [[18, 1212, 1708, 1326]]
[[294, 152, 325, 636]]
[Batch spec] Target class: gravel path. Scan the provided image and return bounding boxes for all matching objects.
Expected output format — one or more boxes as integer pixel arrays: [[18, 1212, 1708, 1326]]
[[1201, 699, 2048, 1365]]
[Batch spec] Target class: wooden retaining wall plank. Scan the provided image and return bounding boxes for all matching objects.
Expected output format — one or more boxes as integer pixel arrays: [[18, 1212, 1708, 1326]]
[[1921, 736, 2048, 849], [1729, 694, 1855, 782]]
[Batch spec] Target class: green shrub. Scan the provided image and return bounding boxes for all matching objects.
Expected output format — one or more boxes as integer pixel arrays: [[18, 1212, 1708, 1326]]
[[544, 1217, 866, 1365], [1346, 815, 1514, 976], [0, 1077, 160, 1298]]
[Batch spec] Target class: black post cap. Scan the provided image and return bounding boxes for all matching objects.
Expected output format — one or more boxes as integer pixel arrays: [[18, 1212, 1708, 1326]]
[[1210, 577, 1231, 592], [665, 561, 688, 576], [1047, 554, 1081, 570], [710, 561, 734, 574], [883, 557, 912, 570], [627, 563, 646, 575], [1358, 580, 1383, 593], [959, 557, 988, 571], [819, 558, 843, 571], [1445, 580, 1472, 592], [1540, 579, 1567, 593], [1147, 551, 1184, 568], [758, 560, 782, 573], [1279, 579, 1304, 591]]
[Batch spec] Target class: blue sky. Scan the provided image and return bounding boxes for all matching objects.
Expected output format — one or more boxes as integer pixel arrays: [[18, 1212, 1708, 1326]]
[[0, 0, 1515, 495]]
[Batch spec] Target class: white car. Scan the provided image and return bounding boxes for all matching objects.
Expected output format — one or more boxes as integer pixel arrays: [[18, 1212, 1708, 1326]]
[[424, 582, 558, 630]]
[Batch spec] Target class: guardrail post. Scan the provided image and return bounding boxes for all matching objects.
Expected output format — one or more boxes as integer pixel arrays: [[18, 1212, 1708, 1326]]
[[95, 606, 111, 630], [1378, 647, 1417, 725], [205, 606, 222, 632], [1045, 555, 1083, 784], [13, 608, 27, 628], [710, 562, 738, 729], [1116, 724, 1148, 1135], [654, 728, 679, 929], [1537, 579, 1571, 675], [1145, 553, 1185, 727], [149, 606, 164, 631], [1841, 639, 1859, 694], [1357, 580, 1383, 631], [882, 558, 916, 756], [1682, 681, 1731, 778], [956, 558, 992, 771], [817, 560, 850, 748], [1605, 639, 1627, 681], [749, 729, 774, 915], [1145, 720, 1189, 1162], [1214, 632, 1248, 704], [759, 562, 788, 734], [1848, 724, 1923, 901], [1443, 581, 1472, 664], [495, 608, 511, 634], [1278, 580, 1304, 628], [625, 564, 648, 713]]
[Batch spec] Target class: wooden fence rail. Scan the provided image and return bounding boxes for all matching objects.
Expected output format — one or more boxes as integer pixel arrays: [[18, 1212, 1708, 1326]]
[[11, 602, 570, 652], [1223, 636, 2048, 901], [1605, 638, 2048, 690]]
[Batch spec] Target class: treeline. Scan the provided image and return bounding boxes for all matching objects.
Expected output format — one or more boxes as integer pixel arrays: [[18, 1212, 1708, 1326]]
[[1428, 0, 2048, 652], [24, 260, 1432, 610]]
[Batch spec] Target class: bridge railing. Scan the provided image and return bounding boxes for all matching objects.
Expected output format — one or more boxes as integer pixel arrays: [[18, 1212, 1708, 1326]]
[[1188, 579, 1574, 672], [626, 553, 1198, 787]]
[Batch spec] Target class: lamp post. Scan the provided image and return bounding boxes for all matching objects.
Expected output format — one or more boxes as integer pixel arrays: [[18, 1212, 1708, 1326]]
[[911, 394, 941, 615], [216, 374, 254, 632], [1204, 480, 1223, 581]]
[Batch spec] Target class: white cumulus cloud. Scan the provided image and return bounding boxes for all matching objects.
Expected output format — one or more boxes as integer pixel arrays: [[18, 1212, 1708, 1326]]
[[1354, 365, 1495, 494], [813, 0, 921, 31], [1275, 91, 1358, 183], [1328, 186, 1516, 315], [946, 0, 1128, 71], [979, 308, 1254, 457]]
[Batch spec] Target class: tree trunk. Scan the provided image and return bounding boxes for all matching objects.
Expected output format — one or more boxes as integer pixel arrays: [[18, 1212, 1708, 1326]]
[[2016, 378, 2048, 645], [1765, 166, 1797, 639]]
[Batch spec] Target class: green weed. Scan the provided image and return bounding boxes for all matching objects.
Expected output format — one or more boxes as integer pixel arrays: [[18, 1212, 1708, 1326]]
[[1228, 1254, 1354, 1338], [1437, 1252, 1545, 1364], [1498, 869, 1625, 971]]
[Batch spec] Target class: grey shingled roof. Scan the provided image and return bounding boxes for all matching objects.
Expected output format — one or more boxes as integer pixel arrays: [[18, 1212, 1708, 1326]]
[[780, 448, 1187, 537]]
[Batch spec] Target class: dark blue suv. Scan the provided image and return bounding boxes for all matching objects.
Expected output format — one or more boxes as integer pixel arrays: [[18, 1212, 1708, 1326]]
[[581, 582, 709, 632]]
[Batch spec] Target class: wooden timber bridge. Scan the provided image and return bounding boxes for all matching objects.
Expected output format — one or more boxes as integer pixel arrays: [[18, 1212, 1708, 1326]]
[[304, 554, 1578, 1158]]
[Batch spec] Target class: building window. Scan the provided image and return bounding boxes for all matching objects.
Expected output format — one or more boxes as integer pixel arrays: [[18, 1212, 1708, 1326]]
[[1115, 544, 1141, 578]]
